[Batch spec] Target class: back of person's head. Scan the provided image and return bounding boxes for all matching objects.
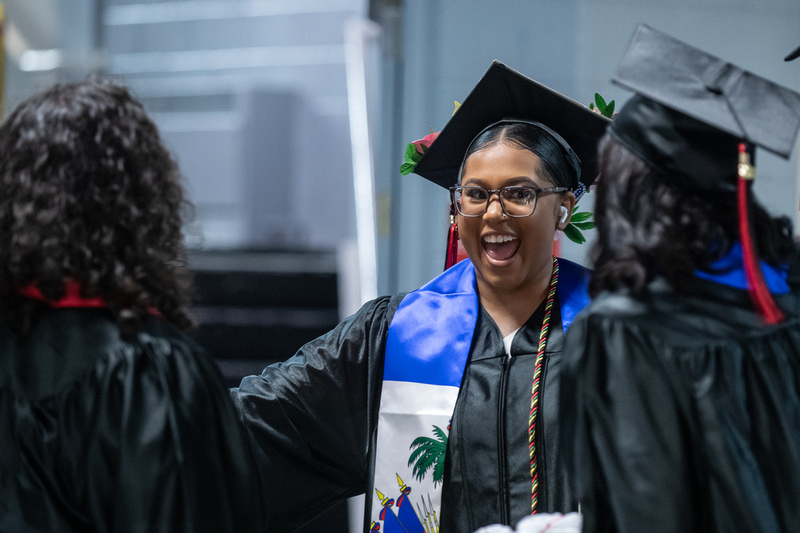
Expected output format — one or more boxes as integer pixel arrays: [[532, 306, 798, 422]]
[[465, 122, 578, 190], [591, 25, 800, 308], [0, 78, 193, 336], [590, 132, 794, 297]]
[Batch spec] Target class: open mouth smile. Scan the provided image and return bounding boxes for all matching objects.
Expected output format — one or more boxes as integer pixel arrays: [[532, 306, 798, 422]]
[[482, 234, 520, 262]]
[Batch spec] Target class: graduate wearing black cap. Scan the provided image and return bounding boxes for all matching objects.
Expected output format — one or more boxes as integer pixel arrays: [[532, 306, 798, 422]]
[[560, 24, 800, 533], [230, 62, 608, 532]]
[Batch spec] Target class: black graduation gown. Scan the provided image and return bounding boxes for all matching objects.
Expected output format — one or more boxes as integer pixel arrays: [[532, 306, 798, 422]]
[[560, 272, 800, 533], [231, 290, 578, 532], [0, 308, 263, 533]]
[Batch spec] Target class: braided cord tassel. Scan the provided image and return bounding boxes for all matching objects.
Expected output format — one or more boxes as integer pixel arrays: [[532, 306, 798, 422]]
[[529, 256, 559, 513]]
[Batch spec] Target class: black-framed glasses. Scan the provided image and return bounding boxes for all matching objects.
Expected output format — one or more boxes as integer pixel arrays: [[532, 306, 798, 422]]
[[449, 185, 568, 218]]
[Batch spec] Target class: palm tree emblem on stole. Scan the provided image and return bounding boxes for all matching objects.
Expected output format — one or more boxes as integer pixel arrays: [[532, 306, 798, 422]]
[[408, 425, 448, 486]]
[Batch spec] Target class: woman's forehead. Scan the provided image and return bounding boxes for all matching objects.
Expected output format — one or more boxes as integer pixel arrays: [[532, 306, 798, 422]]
[[460, 143, 548, 185]]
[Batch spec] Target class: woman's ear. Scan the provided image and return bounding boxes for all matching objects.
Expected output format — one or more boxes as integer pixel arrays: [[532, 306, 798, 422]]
[[557, 192, 576, 230]]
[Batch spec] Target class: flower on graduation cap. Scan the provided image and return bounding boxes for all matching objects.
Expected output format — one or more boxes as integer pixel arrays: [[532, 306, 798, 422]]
[[400, 131, 440, 175], [400, 102, 461, 175], [411, 131, 440, 155], [399, 138, 431, 175]]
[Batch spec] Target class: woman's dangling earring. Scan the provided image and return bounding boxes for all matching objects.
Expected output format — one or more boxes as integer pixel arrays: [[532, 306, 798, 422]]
[[445, 204, 460, 270]]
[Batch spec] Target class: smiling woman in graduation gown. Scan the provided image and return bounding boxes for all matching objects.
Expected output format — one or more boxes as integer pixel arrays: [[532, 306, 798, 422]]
[[231, 62, 610, 532], [234, 261, 589, 531], [560, 25, 800, 533]]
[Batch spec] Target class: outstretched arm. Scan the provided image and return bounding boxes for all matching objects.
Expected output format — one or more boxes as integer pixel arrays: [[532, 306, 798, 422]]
[[230, 295, 401, 532]]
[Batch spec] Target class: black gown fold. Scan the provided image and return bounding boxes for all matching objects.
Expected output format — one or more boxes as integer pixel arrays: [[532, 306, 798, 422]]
[[561, 269, 800, 533], [0, 308, 263, 533]]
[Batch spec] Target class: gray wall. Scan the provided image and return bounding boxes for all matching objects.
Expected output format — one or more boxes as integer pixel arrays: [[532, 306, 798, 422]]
[[2, 0, 369, 253], [102, 0, 367, 251]]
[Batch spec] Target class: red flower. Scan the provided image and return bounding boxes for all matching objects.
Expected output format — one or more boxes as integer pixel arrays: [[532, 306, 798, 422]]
[[411, 131, 439, 155]]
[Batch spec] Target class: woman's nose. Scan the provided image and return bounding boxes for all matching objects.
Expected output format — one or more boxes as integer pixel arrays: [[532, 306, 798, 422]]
[[484, 194, 507, 219]]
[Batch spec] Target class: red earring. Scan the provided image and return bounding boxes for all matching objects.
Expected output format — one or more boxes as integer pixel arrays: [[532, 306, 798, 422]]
[[445, 204, 460, 270]]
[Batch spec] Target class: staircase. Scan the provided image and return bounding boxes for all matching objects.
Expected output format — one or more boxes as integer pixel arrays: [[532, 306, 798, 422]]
[[188, 249, 340, 388], [188, 248, 349, 533]]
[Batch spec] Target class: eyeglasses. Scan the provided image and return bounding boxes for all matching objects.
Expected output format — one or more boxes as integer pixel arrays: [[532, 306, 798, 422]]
[[449, 185, 568, 218]]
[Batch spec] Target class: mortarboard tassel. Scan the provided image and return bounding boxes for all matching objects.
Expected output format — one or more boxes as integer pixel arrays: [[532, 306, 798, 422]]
[[444, 204, 460, 270], [737, 143, 784, 324]]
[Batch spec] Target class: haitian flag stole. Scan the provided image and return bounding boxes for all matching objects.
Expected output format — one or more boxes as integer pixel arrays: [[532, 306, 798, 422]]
[[371, 259, 478, 533], [369, 258, 590, 532]]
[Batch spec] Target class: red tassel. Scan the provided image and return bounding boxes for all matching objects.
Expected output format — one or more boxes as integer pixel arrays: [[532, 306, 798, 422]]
[[445, 217, 460, 270], [444, 203, 470, 270], [737, 143, 783, 324]]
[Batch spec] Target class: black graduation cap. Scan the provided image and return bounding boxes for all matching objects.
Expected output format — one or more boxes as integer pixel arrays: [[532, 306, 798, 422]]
[[413, 61, 611, 191], [608, 24, 800, 324], [608, 24, 800, 193], [786, 45, 800, 62]]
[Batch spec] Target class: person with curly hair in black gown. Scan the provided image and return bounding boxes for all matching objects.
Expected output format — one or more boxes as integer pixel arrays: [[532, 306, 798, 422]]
[[0, 79, 263, 532], [560, 25, 800, 533]]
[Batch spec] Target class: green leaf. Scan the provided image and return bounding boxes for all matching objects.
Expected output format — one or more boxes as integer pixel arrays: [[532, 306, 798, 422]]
[[404, 142, 422, 164], [605, 100, 615, 118], [589, 102, 595, 110], [572, 221, 595, 230], [401, 141, 425, 174], [563, 223, 586, 244], [400, 162, 416, 175], [594, 93, 607, 113], [569, 211, 593, 222]]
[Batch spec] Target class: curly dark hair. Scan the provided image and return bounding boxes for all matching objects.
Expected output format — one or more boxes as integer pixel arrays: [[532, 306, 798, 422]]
[[0, 78, 194, 336], [590, 133, 794, 297]]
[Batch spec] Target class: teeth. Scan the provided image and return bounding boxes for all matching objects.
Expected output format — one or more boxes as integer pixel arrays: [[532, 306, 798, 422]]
[[483, 234, 517, 244]]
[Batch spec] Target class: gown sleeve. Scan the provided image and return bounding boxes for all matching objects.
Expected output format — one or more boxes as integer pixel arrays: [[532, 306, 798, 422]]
[[229, 295, 400, 532], [42, 322, 265, 533], [560, 306, 702, 533]]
